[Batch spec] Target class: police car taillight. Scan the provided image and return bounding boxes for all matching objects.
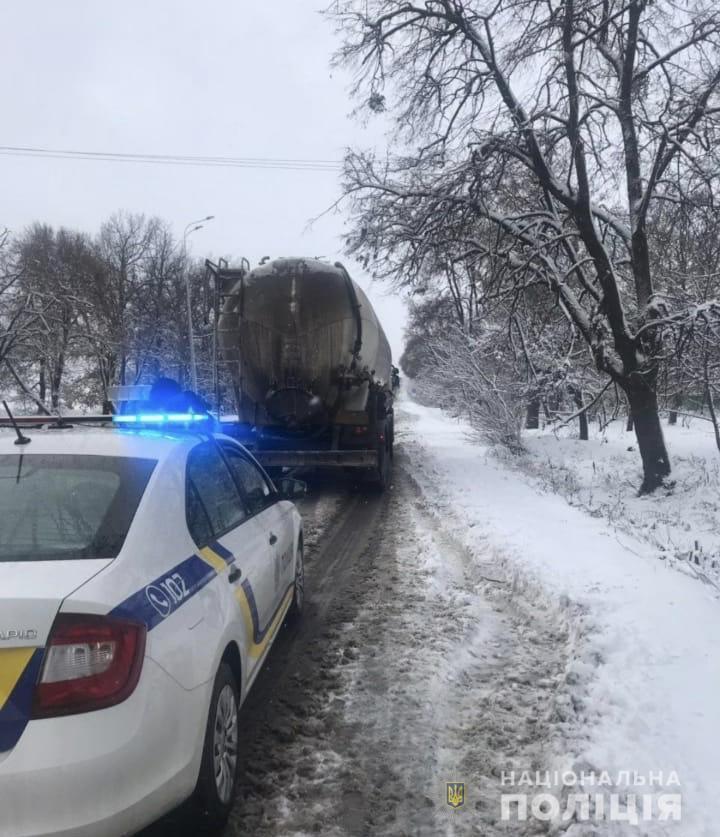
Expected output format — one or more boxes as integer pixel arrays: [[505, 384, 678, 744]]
[[32, 614, 146, 718]]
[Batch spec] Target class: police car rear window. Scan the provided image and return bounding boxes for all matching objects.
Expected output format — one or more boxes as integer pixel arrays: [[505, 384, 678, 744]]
[[0, 454, 156, 562]]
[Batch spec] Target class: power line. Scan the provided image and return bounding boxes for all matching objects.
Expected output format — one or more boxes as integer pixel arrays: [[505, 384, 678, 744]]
[[0, 144, 344, 172]]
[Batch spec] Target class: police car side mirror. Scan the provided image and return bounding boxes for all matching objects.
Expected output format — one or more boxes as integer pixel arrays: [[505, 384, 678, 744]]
[[277, 477, 307, 500]]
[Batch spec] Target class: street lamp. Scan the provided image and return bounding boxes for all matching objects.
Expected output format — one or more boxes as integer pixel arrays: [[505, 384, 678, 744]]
[[183, 215, 215, 390]]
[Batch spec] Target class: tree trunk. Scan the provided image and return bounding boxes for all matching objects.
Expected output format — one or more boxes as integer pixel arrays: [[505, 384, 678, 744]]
[[626, 414, 634, 432], [668, 393, 682, 426], [623, 382, 671, 493], [574, 396, 589, 441], [525, 398, 540, 429], [701, 358, 720, 454], [706, 384, 720, 454], [38, 358, 46, 414], [578, 409, 589, 441], [51, 352, 65, 410], [569, 386, 588, 440]]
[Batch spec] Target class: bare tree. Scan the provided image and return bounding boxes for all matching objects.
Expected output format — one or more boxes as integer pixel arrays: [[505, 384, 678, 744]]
[[0, 229, 26, 368], [0, 228, 54, 409], [660, 302, 720, 451], [426, 323, 529, 450], [13, 224, 97, 410], [0, 215, 222, 411], [404, 275, 600, 443], [80, 212, 163, 406], [648, 199, 720, 424], [329, 0, 720, 492]]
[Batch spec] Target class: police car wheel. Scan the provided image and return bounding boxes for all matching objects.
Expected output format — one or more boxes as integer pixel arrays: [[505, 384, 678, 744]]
[[287, 544, 304, 622], [195, 662, 240, 826]]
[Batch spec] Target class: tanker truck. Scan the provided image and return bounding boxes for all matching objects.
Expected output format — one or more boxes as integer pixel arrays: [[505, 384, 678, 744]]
[[207, 257, 394, 489]]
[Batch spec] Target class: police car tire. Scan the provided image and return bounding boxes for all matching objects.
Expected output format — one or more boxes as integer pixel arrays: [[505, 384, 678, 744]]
[[194, 662, 240, 827], [287, 543, 304, 623]]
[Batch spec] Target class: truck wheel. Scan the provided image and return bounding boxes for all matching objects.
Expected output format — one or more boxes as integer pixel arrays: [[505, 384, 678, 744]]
[[369, 421, 392, 491], [194, 663, 240, 829]]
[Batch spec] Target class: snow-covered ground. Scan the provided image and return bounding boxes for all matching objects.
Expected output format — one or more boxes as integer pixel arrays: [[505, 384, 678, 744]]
[[518, 418, 720, 588], [399, 396, 720, 836]]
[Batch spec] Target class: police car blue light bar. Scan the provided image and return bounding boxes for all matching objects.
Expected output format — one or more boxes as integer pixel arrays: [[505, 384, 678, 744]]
[[113, 412, 209, 425]]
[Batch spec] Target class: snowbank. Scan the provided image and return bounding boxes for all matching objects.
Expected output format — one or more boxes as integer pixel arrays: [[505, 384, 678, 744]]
[[399, 396, 720, 836], [520, 418, 720, 587]]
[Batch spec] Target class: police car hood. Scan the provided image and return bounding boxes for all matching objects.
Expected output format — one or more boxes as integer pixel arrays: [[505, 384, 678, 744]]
[[0, 559, 112, 647]]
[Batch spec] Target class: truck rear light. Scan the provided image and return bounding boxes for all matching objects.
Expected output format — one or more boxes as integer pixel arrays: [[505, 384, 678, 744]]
[[32, 614, 146, 718], [352, 425, 368, 435]]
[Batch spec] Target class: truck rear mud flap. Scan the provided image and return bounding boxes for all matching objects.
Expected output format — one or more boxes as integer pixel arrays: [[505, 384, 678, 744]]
[[254, 450, 379, 469]]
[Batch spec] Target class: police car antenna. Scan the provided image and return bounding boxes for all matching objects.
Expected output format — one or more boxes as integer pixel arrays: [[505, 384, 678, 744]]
[[2, 400, 31, 445]]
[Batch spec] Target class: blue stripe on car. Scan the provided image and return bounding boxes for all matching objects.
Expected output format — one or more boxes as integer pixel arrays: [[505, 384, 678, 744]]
[[0, 649, 45, 752], [110, 541, 235, 631]]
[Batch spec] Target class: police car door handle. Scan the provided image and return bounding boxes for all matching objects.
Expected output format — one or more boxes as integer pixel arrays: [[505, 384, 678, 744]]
[[269, 533, 278, 546], [228, 567, 241, 583]]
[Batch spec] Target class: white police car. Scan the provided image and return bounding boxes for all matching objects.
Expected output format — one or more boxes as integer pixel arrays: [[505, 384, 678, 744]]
[[0, 411, 305, 836]]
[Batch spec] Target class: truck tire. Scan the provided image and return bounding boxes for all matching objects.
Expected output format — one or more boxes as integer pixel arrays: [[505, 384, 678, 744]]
[[369, 419, 392, 491]]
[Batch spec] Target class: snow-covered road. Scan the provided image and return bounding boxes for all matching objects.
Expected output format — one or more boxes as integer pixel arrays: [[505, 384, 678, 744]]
[[282, 464, 566, 836]]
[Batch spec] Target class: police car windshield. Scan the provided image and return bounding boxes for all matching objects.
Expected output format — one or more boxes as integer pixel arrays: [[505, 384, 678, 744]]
[[0, 454, 156, 562]]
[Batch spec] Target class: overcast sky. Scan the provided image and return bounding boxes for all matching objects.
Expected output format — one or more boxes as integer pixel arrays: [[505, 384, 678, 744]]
[[0, 1, 407, 359]]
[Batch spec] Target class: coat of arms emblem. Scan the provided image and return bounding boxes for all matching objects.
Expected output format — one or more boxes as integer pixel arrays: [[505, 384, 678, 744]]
[[446, 782, 465, 809]]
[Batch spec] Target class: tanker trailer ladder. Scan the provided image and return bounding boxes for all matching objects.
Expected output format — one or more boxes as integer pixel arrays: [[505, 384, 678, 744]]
[[204, 257, 251, 417]]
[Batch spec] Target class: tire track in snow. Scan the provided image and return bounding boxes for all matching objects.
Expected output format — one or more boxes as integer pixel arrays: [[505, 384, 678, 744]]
[[325, 461, 568, 836]]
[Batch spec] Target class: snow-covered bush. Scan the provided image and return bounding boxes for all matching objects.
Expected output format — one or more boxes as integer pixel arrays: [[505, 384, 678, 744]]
[[409, 323, 527, 452]]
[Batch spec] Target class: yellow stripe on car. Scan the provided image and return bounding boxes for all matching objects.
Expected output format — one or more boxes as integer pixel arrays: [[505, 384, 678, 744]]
[[0, 648, 36, 711], [199, 546, 229, 574], [234, 587, 294, 659], [199, 543, 293, 659]]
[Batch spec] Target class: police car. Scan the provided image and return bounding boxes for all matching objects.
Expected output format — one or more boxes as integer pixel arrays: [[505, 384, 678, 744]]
[[0, 406, 305, 836]]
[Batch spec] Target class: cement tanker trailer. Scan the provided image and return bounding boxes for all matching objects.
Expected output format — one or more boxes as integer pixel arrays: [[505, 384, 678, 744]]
[[210, 257, 394, 489]]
